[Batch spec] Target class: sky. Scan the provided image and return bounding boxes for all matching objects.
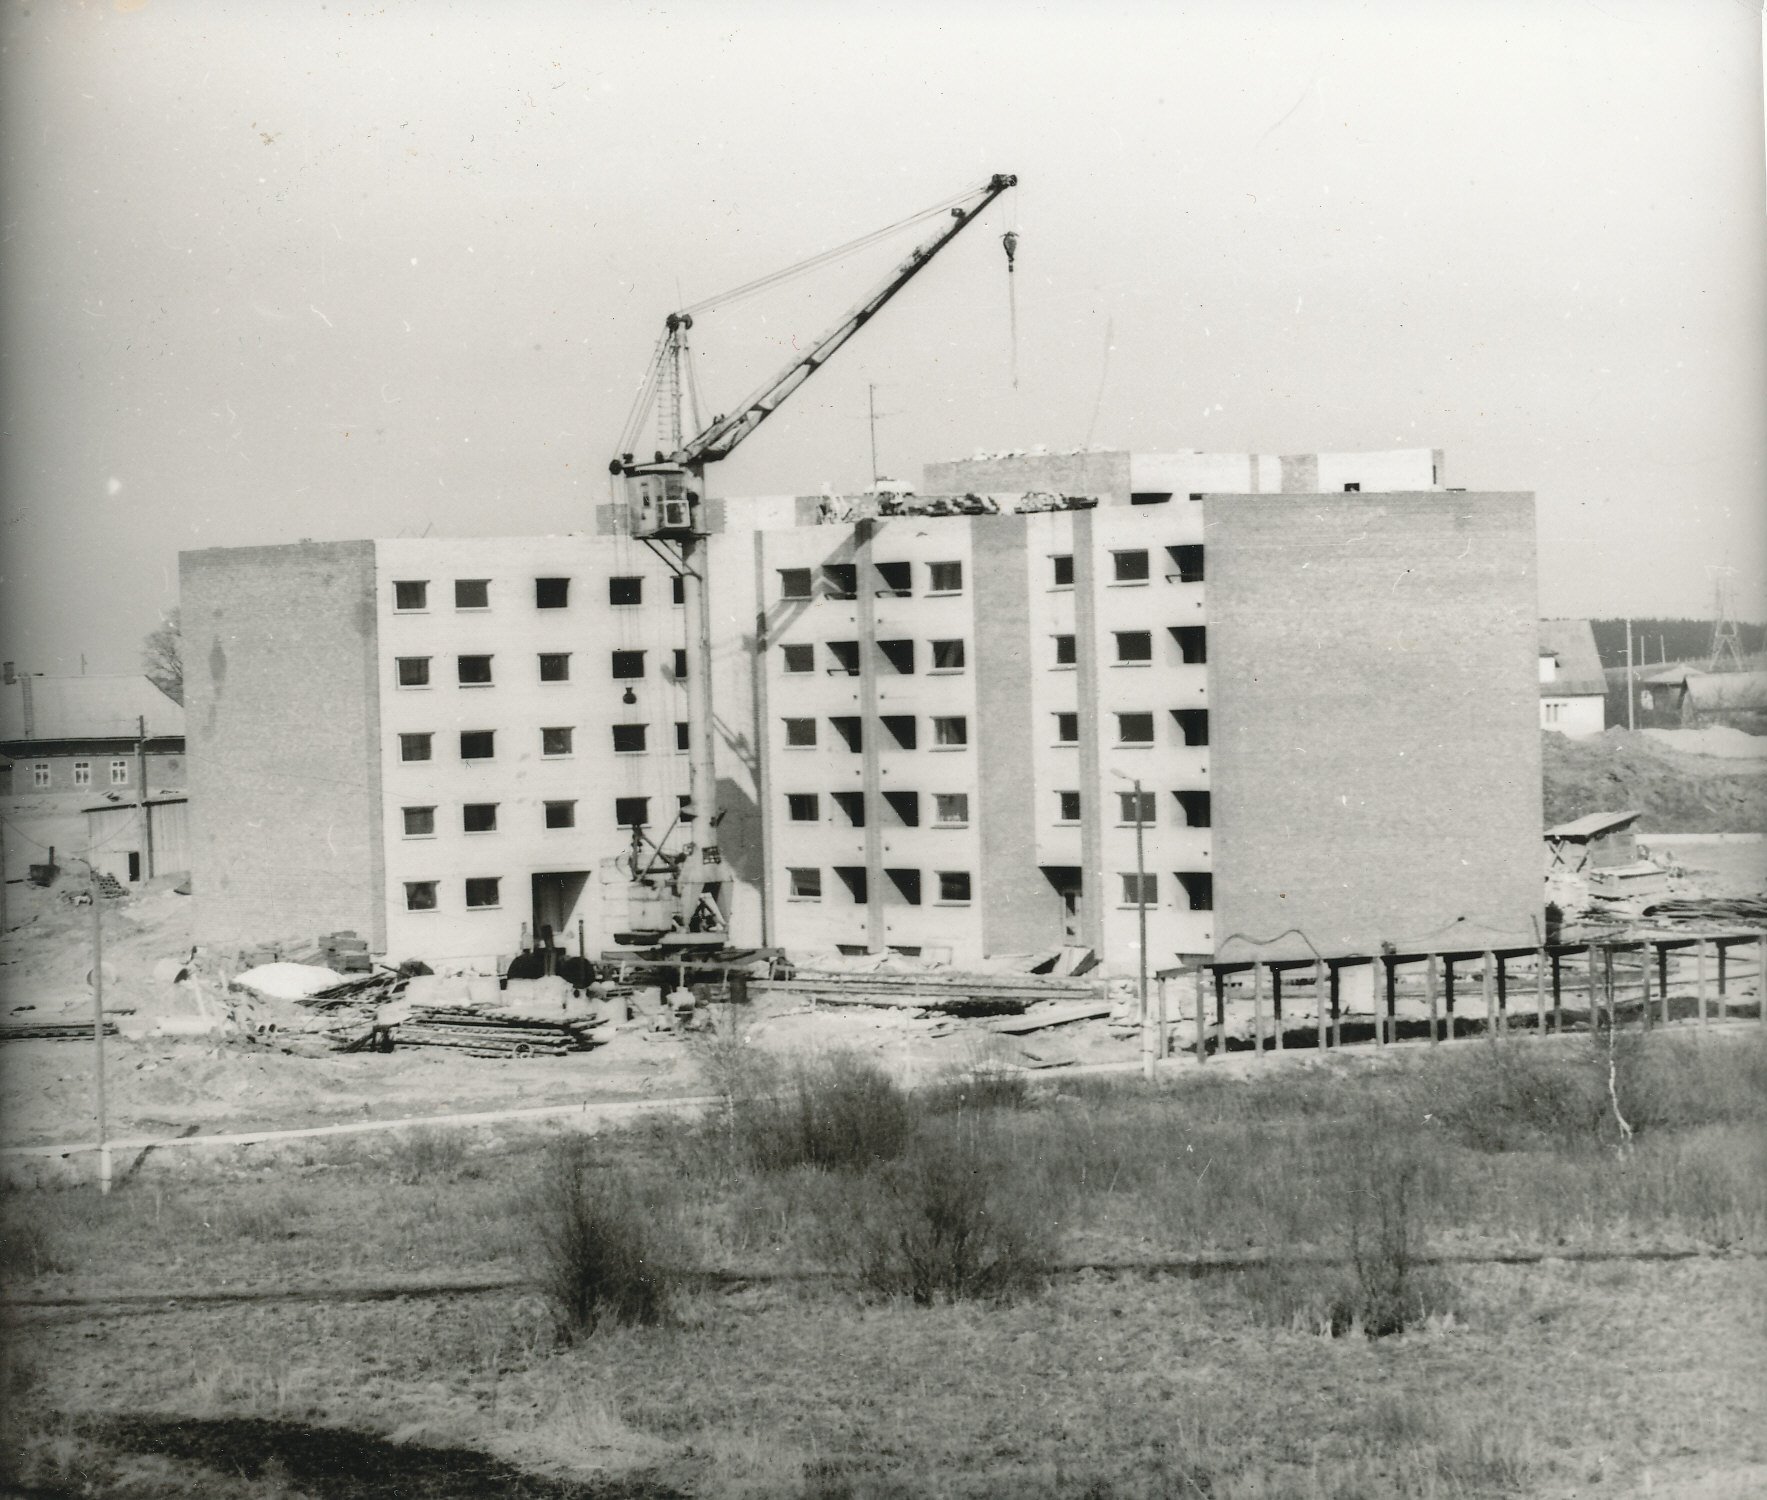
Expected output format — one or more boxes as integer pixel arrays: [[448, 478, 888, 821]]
[[1, 0, 1763, 676]]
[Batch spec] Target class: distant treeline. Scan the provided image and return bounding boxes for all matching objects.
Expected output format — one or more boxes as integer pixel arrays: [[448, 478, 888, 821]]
[[1589, 618, 1766, 669]]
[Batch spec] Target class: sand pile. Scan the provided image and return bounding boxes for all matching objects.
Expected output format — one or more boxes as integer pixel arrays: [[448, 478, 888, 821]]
[[1543, 729, 1767, 834]]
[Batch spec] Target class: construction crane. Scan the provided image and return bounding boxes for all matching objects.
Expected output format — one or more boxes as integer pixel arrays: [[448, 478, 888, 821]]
[[607, 171, 1018, 949]]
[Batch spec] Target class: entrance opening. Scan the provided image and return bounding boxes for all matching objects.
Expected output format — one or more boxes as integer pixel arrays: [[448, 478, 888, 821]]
[[127, 851, 141, 882], [1041, 865, 1083, 944], [531, 871, 590, 949]]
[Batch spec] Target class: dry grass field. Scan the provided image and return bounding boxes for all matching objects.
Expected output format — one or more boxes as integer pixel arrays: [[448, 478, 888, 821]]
[[4, 1026, 1766, 1499]]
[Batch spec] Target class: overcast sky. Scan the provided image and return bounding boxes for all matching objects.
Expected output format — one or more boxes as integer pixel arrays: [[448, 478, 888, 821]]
[[2, 0, 1763, 676]]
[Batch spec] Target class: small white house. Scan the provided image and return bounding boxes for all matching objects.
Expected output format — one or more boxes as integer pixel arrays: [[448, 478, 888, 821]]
[[1538, 620, 1607, 737]]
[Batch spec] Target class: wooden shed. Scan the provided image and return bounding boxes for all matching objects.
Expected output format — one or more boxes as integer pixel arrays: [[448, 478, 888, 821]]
[[1544, 810, 1641, 872]]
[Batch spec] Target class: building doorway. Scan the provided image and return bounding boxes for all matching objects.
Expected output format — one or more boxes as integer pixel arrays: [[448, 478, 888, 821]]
[[1041, 866, 1083, 944], [530, 871, 589, 950], [127, 852, 141, 882]]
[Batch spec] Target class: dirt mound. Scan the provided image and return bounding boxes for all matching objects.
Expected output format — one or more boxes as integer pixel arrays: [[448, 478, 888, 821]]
[[1543, 729, 1767, 834]]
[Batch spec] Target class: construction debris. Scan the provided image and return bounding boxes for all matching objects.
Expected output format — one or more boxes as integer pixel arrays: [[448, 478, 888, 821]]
[[0, 1019, 118, 1043], [372, 1004, 606, 1058], [986, 1001, 1115, 1035], [1642, 895, 1767, 926]]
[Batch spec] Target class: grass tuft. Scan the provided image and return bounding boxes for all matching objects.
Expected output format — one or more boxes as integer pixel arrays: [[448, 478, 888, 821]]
[[723, 1050, 914, 1174]]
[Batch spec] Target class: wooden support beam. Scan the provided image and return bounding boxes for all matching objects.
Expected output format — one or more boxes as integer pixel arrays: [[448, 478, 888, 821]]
[[1587, 942, 1600, 1030], [1425, 953, 1440, 1046], [1384, 957, 1397, 1045], [1483, 950, 1496, 1039], [1696, 938, 1708, 1027], [1251, 962, 1266, 1056], [1314, 958, 1327, 1051], [1271, 968, 1284, 1053], [1443, 958, 1456, 1040], [1495, 953, 1508, 1035], [1551, 950, 1562, 1034], [1330, 965, 1342, 1050], [1195, 968, 1207, 1064]]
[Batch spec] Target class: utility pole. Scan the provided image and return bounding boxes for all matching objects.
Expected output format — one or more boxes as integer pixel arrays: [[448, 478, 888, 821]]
[[88, 865, 111, 1195], [136, 714, 154, 881], [1133, 778, 1152, 1081], [1625, 621, 1635, 731], [867, 383, 880, 485]]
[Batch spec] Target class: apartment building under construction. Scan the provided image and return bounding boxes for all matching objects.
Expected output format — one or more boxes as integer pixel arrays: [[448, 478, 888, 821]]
[[179, 445, 1544, 974]]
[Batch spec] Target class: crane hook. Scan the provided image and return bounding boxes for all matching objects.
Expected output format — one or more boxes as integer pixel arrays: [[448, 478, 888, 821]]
[[1002, 230, 1019, 271]]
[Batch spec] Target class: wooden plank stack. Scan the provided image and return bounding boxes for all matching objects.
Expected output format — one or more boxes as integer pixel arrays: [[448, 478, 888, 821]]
[[382, 1005, 607, 1058]]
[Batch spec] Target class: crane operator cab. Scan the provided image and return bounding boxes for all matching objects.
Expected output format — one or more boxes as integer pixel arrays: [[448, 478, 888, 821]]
[[621, 463, 701, 540]]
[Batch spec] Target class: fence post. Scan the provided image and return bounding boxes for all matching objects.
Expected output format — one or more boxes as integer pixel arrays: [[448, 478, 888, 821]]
[[1551, 949, 1563, 1034], [1758, 935, 1766, 1025], [1271, 968, 1285, 1054], [1657, 942, 1670, 1028], [1195, 967, 1207, 1063], [1718, 942, 1728, 1010], [1496, 953, 1509, 1035], [1425, 952, 1440, 1046], [1385, 957, 1398, 1045], [1216, 969, 1226, 1052], [1535, 947, 1547, 1035], [1483, 950, 1496, 1041], [1251, 962, 1266, 1056], [1696, 939, 1708, 1028], [1157, 973, 1169, 1067], [1587, 943, 1600, 1030], [1330, 965, 1343, 1049], [1443, 958, 1456, 1040], [1314, 958, 1327, 1051]]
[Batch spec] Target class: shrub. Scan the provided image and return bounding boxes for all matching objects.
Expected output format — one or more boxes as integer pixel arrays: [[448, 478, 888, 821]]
[[920, 1041, 1035, 1115], [824, 1119, 1057, 1305], [386, 1127, 470, 1185], [728, 1050, 914, 1173], [524, 1139, 678, 1340], [1417, 1041, 1599, 1152]]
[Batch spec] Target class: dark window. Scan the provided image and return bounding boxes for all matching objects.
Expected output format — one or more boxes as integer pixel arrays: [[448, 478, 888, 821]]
[[1130, 491, 1173, 506], [402, 806, 436, 837], [877, 639, 915, 674], [1174, 790, 1211, 827], [615, 797, 649, 828], [787, 793, 820, 822], [834, 866, 868, 903], [1172, 709, 1210, 747], [784, 717, 817, 748], [1114, 631, 1152, 663], [539, 652, 570, 682], [1170, 626, 1207, 664], [536, 577, 570, 608], [875, 561, 912, 596], [1118, 790, 1156, 824], [832, 791, 866, 827], [544, 800, 576, 829], [609, 576, 643, 606], [463, 803, 498, 832], [934, 793, 969, 824], [1117, 713, 1155, 745], [396, 657, 430, 687], [827, 641, 860, 676], [455, 578, 489, 609], [885, 868, 922, 905], [611, 650, 645, 679], [1188, 492, 1203, 503], [1113, 550, 1150, 583], [1121, 873, 1158, 905], [1168, 545, 1204, 583], [881, 715, 917, 750], [928, 560, 963, 593], [1055, 635, 1077, 665], [789, 867, 822, 899], [672, 573, 685, 604], [883, 791, 920, 827], [675, 721, 690, 750], [404, 881, 437, 911], [822, 563, 858, 599], [1057, 790, 1081, 822], [932, 716, 967, 747], [460, 730, 496, 760], [399, 733, 432, 762], [465, 877, 501, 908], [938, 871, 972, 903], [1177, 872, 1214, 910], [457, 654, 493, 685], [610, 724, 645, 754], [831, 716, 863, 752], [779, 568, 813, 600], [1344, 482, 1361, 493], [1055, 713, 1079, 744], [930, 639, 965, 671], [672, 648, 688, 678], [782, 643, 815, 673], [544, 725, 576, 756], [1052, 554, 1074, 586], [393, 579, 427, 611]]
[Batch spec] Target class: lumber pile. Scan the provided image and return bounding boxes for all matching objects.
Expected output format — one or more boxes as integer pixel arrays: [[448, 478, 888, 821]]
[[379, 1005, 607, 1058], [1643, 896, 1767, 926], [0, 1019, 120, 1043]]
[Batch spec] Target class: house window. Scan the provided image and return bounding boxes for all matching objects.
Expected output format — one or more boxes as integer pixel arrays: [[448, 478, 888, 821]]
[[934, 793, 969, 825], [543, 725, 576, 756], [1117, 713, 1155, 745], [881, 715, 917, 750], [464, 877, 501, 909], [930, 639, 965, 672], [878, 639, 916, 674], [455, 578, 489, 609], [457, 654, 493, 686], [72, 761, 91, 787], [611, 650, 645, 680], [539, 653, 570, 682], [402, 806, 436, 837], [789, 867, 822, 900], [615, 797, 649, 828], [1121, 872, 1159, 905], [405, 881, 438, 912], [787, 793, 820, 822], [822, 563, 858, 599], [609, 576, 643, 606], [781, 644, 815, 674], [1168, 545, 1205, 583], [31, 762, 50, 788], [883, 791, 920, 827], [1171, 626, 1207, 664], [396, 657, 431, 688], [460, 730, 495, 760], [675, 721, 690, 750], [1114, 631, 1153, 664], [827, 641, 860, 676], [673, 649, 688, 678], [672, 574, 685, 605], [1172, 709, 1209, 747], [1174, 790, 1211, 828], [609, 724, 644, 754], [875, 561, 912, 597], [1118, 790, 1157, 824], [831, 716, 863, 752], [544, 800, 577, 829], [536, 577, 570, 608], [393, 580, 427, 611], [1178, 872, 1214, 910], [832, 791, 866, 827], [834, 866, 868, 903], [1055, 635, 1077, 666], [885, 868, 922, 905], [779, 568, 813, 600], [928, 561, 963, 594], [1112, 550, 1150, 583], [784, 718, 818, 748], [399, 733, 433, 763], [1052, 555, 1074, 586], [932, 716, 968, 748], [1544, 702, 1562, 725], [1057, 790, 1081, 822], [463, 803, 497, 833], [109, 760, 129, 785], [1130, 491, 1173, 506], [1343, 482, 1361, 493], [938, 871, 972, 904], [1055, 713, 1079, 744]]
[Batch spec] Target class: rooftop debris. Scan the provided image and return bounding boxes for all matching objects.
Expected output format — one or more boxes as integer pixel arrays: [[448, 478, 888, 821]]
[[1641, 895, 1767, 926]]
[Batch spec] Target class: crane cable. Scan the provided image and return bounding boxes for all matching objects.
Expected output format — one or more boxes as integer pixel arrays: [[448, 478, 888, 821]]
[[1002, 178, 1021, 389]]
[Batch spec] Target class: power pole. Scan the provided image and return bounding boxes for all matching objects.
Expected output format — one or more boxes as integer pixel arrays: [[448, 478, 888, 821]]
[[1709, 572, 1744, 672], [136, 714, 154, 880], [1133, 778, 1151, 1081], [1625, 622, 1635, 731], [867, 383, 879, 485], [89, 866, 111, 1195]]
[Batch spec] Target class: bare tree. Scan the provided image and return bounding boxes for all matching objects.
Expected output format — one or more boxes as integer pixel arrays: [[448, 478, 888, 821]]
[[142, 607, 183, 705]]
